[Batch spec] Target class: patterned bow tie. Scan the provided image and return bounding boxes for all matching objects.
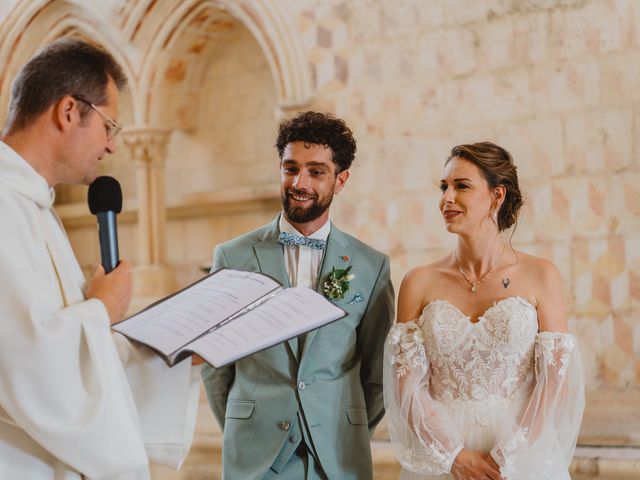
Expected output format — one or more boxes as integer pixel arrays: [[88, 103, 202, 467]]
[[278, 232, 326, 250]]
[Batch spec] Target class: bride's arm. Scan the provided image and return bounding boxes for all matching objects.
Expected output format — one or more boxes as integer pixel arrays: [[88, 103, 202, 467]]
[[384, 269, 499, 479], [490, 260, 585, 479]]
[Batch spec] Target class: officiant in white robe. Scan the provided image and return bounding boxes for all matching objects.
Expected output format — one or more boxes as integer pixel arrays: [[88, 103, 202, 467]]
[[0, 39, 200, 479]]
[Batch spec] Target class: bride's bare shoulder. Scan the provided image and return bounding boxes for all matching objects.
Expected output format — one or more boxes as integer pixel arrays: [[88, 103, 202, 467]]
[[402, 257, 450, 288], [514, 250, 560, 279]]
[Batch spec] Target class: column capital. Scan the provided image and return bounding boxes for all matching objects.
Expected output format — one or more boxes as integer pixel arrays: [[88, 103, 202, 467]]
[[121, 126, 172, 166]]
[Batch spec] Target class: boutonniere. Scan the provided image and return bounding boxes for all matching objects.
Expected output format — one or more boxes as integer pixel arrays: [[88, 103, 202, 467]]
[[322, 266, 355, 300]]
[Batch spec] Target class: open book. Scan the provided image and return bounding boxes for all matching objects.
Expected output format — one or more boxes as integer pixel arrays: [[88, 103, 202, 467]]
[[112, 268, 347, 368]]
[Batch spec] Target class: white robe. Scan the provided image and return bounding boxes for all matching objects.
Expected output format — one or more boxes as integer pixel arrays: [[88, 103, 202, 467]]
[[0, 140, 201, 479]]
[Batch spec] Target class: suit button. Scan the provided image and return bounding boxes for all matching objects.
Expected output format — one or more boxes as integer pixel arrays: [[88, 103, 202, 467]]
[[288, 435, 298, 443], [297, 381, 306, 391], [277, 421, 290, 431]]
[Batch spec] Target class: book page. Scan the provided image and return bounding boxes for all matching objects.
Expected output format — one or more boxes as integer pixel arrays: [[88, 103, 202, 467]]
[[113, 269, 281, 356], [189, 286, 346, 367]]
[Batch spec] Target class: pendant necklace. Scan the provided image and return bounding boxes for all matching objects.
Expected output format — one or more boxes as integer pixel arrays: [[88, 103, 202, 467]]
[[454, 245, 506, 293]]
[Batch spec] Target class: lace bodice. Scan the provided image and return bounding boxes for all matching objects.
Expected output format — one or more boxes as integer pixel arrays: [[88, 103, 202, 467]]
[[419, 296, 538, 402]]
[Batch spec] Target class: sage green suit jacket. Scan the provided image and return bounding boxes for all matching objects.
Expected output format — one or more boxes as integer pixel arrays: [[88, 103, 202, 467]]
[[201, 216, 394, 479]]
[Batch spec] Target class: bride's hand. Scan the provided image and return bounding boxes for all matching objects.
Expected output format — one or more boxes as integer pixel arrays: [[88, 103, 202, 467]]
[[451, 449, 502, 480], [482, 453, 501, 472]]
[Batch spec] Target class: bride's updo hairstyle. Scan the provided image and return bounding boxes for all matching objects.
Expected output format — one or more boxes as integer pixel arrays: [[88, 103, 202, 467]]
[[447, 142, 523, 232]]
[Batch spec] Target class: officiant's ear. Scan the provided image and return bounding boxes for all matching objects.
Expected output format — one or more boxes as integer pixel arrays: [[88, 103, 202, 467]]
[[54, 95, 79, 132], [334, 169, 350, 195]]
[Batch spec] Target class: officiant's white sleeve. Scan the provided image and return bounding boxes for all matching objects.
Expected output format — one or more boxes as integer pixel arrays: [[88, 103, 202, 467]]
[[490, 332, 585, 479], [114, 334, 201, 469], [383, 321, 464, 475]]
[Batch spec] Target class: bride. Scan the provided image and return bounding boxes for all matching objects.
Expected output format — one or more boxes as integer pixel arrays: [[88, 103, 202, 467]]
[[383, 142, 585, 480]]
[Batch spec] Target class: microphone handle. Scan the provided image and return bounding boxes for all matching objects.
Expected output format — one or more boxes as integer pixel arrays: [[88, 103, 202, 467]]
[[96, 211, 119, 273]]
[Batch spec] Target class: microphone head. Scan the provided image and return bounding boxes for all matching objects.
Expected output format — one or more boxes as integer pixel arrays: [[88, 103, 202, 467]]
[[88, 176, 122, 214]]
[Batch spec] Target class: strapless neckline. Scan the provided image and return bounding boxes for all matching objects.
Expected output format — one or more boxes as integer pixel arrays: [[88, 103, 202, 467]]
[[422, 296, 537, 325]]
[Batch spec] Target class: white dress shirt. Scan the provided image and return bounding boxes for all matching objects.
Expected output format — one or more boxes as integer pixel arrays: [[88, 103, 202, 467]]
[[279, 214, 331, 289]]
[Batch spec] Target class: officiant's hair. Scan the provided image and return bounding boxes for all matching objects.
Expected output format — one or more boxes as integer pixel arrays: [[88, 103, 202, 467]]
[[5, 38, 127, 133], [447, 142, 523, 232], [275, 111, 357, 173]]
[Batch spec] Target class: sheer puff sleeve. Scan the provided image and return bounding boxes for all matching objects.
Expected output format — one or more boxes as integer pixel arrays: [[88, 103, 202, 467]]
[[383, 321, 464, 475], [491, 332, 585, 479]]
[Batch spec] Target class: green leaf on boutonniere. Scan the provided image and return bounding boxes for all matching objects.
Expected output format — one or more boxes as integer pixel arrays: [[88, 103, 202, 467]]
[[322, 266, 355, 300]]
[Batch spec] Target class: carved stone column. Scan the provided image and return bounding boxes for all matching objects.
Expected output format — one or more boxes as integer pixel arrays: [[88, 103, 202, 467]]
[[121, 126, 176, 302]]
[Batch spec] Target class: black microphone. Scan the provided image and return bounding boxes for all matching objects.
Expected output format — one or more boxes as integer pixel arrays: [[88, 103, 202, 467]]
[[88, 176, 122, 273]]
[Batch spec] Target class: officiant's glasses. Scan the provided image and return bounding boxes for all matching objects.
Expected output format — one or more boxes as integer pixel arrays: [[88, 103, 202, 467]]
[[72, 95, 122, 140]]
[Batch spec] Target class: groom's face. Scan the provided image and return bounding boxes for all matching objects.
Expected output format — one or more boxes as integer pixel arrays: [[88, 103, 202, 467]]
[[280, 141, 349, 226]]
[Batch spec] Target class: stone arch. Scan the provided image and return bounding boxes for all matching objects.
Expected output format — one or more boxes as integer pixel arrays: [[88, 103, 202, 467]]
[[127, 0, 313, 125], [0, 0, 137, 126]]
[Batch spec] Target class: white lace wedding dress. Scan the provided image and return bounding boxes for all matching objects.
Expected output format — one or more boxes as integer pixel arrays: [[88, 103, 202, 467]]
[[383, 296, 585, 480]]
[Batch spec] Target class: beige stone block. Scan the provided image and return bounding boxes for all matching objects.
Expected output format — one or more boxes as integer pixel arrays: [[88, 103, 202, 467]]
[[549, 2, 628, 61], [509, 196, 536, 244], [380, 83, 449, 135], [379, 136, 450, 193], [477, 15, 515, 70], [341, 143, 381, 196], [347, 0, 383, 43], [530, 61, 600, 113], [227, 211, 275, 239], [420, 27, 477, 78], [386, 193, 434, 253], [569, 316, 602, 388], [600, 53, 640, 106], [118, 223, 138, 264], [563, 176, 609, 238], [565, 108, 633, 175], [166, 220, 185, 265], [443, 0, 510, 25], [513, 11, 551, 65], [601, 343, 634, 387], [529, 183, 572, 241], [572, 236, 636, 317], [495, 117, 565, 179], [380, 0, 443, 35], [443, 68, 532, 125], [182, 219, 219, 265], [579, 388, 640, 445]]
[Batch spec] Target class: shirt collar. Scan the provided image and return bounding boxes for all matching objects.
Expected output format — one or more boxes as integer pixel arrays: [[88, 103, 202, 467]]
[[279, 213, 331, 241]]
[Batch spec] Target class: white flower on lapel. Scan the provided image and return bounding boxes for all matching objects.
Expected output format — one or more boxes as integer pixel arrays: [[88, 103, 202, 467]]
[[322, 266, 355, 301]]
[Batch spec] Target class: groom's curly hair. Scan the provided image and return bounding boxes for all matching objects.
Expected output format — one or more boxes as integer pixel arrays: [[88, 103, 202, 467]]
[[275, 111, 357, 173]]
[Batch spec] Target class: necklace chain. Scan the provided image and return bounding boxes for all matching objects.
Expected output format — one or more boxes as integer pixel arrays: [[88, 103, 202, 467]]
[[454, 245, 506, 293]]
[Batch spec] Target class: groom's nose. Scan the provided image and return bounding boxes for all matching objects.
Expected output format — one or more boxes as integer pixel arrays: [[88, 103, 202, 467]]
[[293, 171, 311, 190]]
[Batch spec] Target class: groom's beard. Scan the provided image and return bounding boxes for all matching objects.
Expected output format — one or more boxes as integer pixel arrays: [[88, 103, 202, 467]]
[[282, 187, 334, 224]]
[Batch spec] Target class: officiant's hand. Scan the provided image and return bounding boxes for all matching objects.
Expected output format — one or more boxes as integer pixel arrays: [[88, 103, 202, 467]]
[[86, 260, 133, 325], [451, 448, 503, 480]]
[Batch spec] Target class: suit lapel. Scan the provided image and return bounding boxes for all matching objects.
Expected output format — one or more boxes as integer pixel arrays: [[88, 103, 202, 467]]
[[300, 225, 352, 359], [253, 216, 300, 361], [254, 217, 290, 288]]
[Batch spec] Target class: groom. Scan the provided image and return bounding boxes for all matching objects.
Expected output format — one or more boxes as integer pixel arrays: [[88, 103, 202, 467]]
[[202, 111, 394, 479]]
